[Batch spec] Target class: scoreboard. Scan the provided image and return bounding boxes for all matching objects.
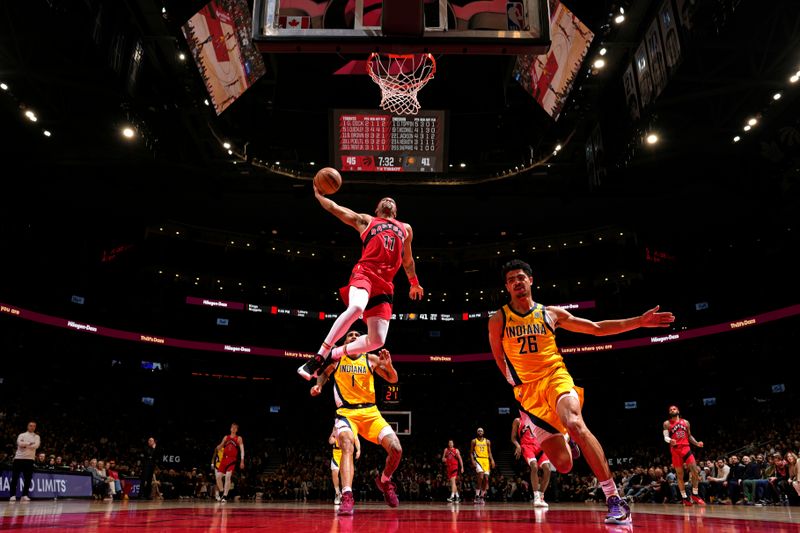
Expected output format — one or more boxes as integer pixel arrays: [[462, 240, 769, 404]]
[[332, 109, 446, 172]]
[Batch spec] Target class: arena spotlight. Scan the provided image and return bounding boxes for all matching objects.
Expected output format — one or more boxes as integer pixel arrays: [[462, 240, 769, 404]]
[[743, 125, 751, 132], [599, 47, 607, 56], [122, 127, 135, 138], [43, 130, 51, 137], [790, 74, 798, 83], [646, 133, 658, 144], [593, 59, 606, 69], [773, 92, 782, 100], [747, 118, 757, 126], [178, 53, 186, 61], [223, 142, 231, 149], [614, 14, 625, 24], [733, 136, 741, 142], [0, 82, 8, 90], [24, 110, 37, 122]]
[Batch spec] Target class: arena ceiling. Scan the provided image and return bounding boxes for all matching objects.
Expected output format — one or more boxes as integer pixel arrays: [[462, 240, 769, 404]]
[[1, 0, 798, 248]]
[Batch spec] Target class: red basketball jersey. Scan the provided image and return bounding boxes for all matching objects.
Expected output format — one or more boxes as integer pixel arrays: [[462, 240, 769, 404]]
[[444, 448, 460, 465], [519, 424, 536, 446], [222, 435, 239, 459], [358, 217, 406, 282], [668, 418, 690, 446]]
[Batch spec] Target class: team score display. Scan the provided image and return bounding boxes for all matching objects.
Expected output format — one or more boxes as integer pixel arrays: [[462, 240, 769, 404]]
[[384, 384, 400, 404], [339, 154, 437, 172], [517, 335, 539, 354]]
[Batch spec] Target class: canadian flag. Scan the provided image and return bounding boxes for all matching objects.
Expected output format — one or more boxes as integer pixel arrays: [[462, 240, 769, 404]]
[[277, 16, 310, 29]]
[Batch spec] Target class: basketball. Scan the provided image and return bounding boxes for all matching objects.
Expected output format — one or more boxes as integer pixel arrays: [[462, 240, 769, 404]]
[[314, 167, 342, 195]]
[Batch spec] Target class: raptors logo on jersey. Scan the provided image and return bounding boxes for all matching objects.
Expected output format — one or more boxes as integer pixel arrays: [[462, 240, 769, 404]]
[[359, 218, 406, 281], [669, 418, 690, 446]]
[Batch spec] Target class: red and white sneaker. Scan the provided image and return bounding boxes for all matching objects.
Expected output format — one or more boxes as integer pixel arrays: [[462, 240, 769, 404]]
[[375, 475, 399, 508], [690, 494, 705, 505], [682, 497, 693, 506], [338, 491, 354, 515]]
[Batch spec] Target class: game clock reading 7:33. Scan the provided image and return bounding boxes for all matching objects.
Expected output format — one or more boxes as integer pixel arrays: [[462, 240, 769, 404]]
[[332, 109, 446, 173]]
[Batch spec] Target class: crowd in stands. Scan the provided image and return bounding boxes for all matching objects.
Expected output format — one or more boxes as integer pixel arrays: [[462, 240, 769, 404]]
[[3, 404, 799, 506]]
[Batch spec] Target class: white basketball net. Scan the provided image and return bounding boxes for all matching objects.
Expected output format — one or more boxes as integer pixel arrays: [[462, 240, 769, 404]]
[[367, 53, 436, 116]]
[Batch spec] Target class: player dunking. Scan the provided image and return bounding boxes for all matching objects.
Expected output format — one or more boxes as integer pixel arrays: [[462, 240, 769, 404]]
[[297, 189, 423, 380], [442, 439, 464, 502], [214, 423, 244, 502], [470, 428, 495, 503], [311, 330, 403, 515], [511, 416, 551, 507], [329, 424, 360, 505], [663, 405, 705, 506], [488, 259, 675, 525]]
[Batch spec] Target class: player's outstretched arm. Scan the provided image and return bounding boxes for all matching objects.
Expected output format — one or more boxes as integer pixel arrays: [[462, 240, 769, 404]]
[[372, 349, 398, 383], [314, 184, 371, 232], [310, 364, 336, 396], [686, 420, 703, 447], [402, 224, 424, 300], [549, 305, 674, 336]]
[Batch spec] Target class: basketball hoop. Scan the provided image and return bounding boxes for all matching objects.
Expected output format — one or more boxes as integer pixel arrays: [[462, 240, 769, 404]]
[[366, 53, 436, 116]]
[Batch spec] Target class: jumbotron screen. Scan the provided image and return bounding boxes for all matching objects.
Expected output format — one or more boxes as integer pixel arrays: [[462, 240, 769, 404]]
[[331, 109, 446, 172]]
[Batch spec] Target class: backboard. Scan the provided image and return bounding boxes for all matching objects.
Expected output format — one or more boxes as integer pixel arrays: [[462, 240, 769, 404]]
[[382, 411, 412, 436], [252, 0, 550, 55]]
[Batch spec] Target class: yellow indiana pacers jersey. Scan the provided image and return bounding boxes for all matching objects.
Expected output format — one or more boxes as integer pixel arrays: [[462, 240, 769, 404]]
[[214, 448, 223, 469], [333, 353, 375, 408], [473, 438, 489, 459], [500, 303, 565, 386]]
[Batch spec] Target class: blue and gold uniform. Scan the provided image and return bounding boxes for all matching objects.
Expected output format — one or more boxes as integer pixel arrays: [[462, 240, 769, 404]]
[[501, 303, 584, 436], [473, 438, 491, 474], [331, 440, 342, 470], [333, 353, 392, 444]]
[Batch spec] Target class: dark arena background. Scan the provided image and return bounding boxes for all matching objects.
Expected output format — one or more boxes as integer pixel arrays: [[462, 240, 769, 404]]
[[1, 0, 799, 531]]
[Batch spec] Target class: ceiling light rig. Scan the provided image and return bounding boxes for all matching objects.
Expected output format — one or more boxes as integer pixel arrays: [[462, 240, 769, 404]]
[[3, 82, 56, 136], [731, 65, 797, 143]]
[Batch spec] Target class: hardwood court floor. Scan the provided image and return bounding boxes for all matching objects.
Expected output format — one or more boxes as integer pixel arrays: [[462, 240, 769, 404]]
[[1, 500, 798, 532]]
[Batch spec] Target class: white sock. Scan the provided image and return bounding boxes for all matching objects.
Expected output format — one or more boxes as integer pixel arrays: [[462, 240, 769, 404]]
[[599, 478, 618, 500], [342, 486, 352, 493], [692, 488, 699, 495], [680, 490, 687, 498]]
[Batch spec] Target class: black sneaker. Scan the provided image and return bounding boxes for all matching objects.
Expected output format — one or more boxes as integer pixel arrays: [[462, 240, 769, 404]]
[[297, 353, 329, 380]]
